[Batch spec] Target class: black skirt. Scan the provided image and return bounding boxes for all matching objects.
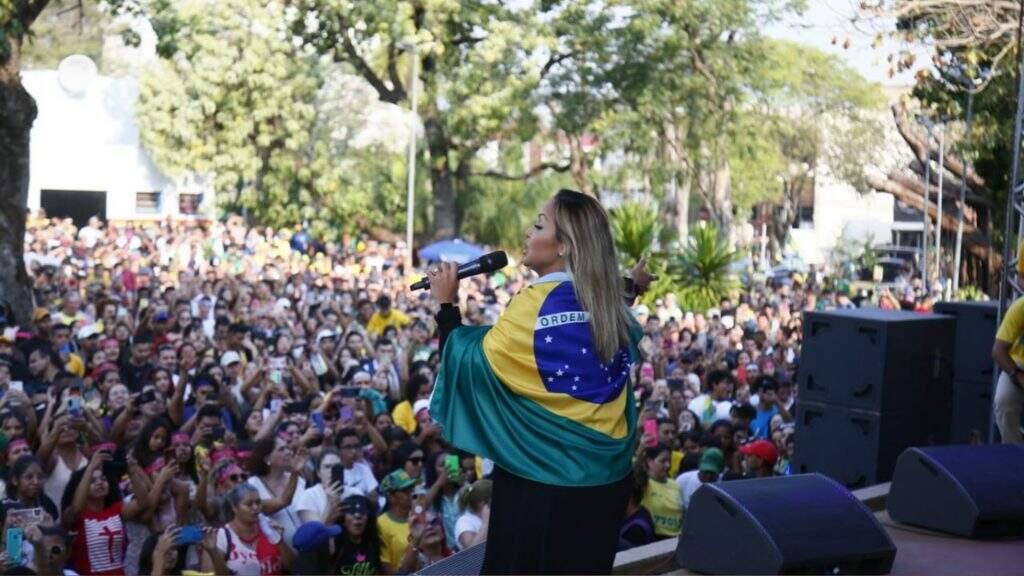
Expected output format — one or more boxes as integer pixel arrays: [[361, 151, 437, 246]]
[[481, 466, 632, 575]]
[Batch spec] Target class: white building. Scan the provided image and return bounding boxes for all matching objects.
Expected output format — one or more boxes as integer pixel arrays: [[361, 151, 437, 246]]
[[22, 55, 212, 226]]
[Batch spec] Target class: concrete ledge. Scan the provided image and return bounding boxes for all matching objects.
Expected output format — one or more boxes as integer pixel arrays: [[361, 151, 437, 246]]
[[612, 481, 893, 575]]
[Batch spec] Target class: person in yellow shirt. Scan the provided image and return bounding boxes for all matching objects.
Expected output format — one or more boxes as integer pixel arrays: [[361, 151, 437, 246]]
[[367, 296, 411, 337], [638, 444, 682, 538], [992, 297, 1024, 443], [377, 470, 418, 572]]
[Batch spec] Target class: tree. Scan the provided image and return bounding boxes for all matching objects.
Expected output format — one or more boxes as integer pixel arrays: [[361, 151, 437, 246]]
[[669, 223, 742, 313], [284, 0, 567, 239], [858, 0, 1019, 287], [1, 0, 53, 325]]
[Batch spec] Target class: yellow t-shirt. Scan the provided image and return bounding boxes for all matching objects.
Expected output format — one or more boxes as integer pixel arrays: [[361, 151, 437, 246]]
[[641, 478, 682, 537], [996, 298, 1024, 365], [367, 309, 412, 336], [377, 512, 410, 569], [669, 450, 684, 478], [392, 401, 417, 434]]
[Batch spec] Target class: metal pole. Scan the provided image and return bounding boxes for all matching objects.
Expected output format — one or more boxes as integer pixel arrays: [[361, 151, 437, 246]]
[[922, 125, 931, 291], [995, 0, 1024, 444], [405, 46, 418, 273], [953, 91, 975, 295], [936, 126, 944, 280]]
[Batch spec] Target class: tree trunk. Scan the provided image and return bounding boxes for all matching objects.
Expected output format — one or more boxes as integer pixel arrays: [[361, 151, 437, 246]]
[[567, 134, 593, 196], [424, 118, 457, 239], [674, 171, 691, 242], [0, 44, 37, 327], [712, 158, 733, 237]]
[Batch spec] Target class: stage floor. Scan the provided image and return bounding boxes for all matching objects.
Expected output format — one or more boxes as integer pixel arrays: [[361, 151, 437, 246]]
[[664, 511, 1023, 575]]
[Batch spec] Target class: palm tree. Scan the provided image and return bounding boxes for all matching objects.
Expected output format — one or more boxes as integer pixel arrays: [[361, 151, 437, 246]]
[[610, 201, 661, 266], [669, 223, 742, 313]]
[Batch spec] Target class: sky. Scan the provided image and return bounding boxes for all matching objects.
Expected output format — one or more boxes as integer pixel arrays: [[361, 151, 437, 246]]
[[765, 0, 923, 87]]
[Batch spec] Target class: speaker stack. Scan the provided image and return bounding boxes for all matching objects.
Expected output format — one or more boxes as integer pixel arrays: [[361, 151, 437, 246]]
[[794, 309, 955, 487], [932, 301, 999, 443]]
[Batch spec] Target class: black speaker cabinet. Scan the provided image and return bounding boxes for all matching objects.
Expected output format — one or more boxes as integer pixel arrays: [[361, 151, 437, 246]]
[[933, 301, 999, 383], [794, 401, 942, 487], [677, 474, 896, 575], [416, 543, 485, 575], [888, 444, 1024, 538], [799, 309, 954, 414]]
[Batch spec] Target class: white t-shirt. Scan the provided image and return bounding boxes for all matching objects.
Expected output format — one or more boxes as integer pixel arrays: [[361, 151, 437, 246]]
[[342, 462, 379, 497], [454, 512, 482, 545], [215, 520, 281, 576], [675, 470, 704, 509], [687, 395, 733, 425], [247, 474, 306, 545], [295, 483, 358, 522]]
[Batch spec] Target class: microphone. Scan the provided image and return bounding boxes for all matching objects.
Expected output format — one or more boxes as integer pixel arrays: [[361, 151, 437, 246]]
[[410, 251, 508, 291]]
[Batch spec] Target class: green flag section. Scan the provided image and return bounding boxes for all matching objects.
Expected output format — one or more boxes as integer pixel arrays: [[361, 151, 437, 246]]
[[430, 325, 638, 487]]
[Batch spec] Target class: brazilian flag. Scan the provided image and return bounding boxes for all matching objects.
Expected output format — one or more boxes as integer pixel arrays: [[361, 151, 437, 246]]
[[430, 272, 640, 487]]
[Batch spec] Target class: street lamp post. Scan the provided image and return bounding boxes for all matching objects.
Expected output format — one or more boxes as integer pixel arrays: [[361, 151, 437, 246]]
[[952, 89, 975, 296], [917, 114, 933, 290]]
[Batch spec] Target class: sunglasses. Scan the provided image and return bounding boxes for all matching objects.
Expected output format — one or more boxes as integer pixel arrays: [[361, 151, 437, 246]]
[[49, 546, 65, 556], [407, 457, 424, 464]]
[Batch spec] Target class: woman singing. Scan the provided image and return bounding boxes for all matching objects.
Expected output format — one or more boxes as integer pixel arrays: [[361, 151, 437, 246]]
[[427, 189, 652, 574]]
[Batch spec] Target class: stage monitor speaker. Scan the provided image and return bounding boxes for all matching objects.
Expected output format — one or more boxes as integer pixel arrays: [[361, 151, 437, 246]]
[[888, 444, 1024, 538], [416, 543, 485, 576], [676, 474, 896, 575]]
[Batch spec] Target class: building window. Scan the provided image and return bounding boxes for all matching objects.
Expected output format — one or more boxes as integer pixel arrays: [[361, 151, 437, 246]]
[[178, 193, 200, 215], [136, 192, 161, 215]]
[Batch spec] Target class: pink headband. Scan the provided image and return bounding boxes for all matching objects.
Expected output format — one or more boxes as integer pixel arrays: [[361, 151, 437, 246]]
[[218, 464, 244, 485], [172, 433, 190, 444]]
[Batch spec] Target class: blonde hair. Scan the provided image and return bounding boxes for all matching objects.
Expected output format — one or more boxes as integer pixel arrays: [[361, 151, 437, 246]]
[[552, 189, 633, 362]]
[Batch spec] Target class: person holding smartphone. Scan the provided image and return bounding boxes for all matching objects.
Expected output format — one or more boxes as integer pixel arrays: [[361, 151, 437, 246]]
[[292, 495, 382, 575], [296, 449, 345, 524]]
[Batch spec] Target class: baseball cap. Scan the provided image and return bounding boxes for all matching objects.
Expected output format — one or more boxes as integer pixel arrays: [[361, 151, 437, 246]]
[[412, 399, 431, 418], [77, 323, 103, 340], [698, 448, 725, 474], [316, 329, 339, 344], [292, 521, 342, 552], [739, 439, 779, 466], [32, 308, 51, 323], [380, 469, 419, 493], [220, 351, 242, 367], [342, 494, 370, 516]]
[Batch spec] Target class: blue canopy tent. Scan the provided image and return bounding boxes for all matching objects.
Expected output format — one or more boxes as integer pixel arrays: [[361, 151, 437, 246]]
[[418, 239, 485, 264]]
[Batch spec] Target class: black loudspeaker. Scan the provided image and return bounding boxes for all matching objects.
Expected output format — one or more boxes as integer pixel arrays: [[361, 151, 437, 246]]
[[793, 402, 932, 487], [416, 543, 484, 575], [933, 301, 999, 443], [932, 301, 999, 383], [799, 309, 954, 415], [676, 474, 896, 575], [888, 444, 1024, 538], [796, 309, 955, 486]]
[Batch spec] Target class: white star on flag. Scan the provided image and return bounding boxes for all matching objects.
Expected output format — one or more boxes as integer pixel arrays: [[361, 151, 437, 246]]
[[572, 385, 577, 391], [545, 335, 553, 344], [574, 376, 580, 382], [556, 369, 564, 376], [581, 347, 587, 354], [548, 377, 553, 382]]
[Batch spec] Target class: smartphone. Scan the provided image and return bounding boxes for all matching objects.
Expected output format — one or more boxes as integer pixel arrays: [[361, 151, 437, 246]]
[[444, 454, 461, 482], [177, 524, 204, 546], [339, 387, 360, 398], [269, 370, 282, 385], [284, 402, 304, 415], [311, 412, 325, 435], [5, 527, 22, 565], [270, 398, 284, 412], [643, 420, 659, 447], [68, 385, 83, 418], [7, 381, 22, 394], [329, 464, 344, 488], [208, 426, 225, 442], [96, 442, 118, 455], [339, 406, 354, 422]]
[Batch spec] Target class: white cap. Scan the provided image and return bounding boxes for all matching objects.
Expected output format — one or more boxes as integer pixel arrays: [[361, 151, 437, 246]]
[[721, 315, 735, 329], [316, 329, 339, 344], [413, 399, 431, 417], [220, 351, 242, 367], [276, 298, 291, 309], [76, 323, 102, 340], [634, 304, 650, 316]]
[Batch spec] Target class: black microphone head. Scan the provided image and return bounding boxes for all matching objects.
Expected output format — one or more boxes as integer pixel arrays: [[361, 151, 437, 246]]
[[479, 251, 508, 272]]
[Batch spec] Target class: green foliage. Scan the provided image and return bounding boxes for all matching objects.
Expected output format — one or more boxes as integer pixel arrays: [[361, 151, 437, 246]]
[[610, 201, 661, 266], [461, 172, 574, 251], [134, 0, 406, 237], [666, 224, 742, 313]]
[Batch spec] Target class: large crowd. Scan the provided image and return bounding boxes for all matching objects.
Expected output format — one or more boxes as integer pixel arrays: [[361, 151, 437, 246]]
[[0, 212, 932, 575]]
